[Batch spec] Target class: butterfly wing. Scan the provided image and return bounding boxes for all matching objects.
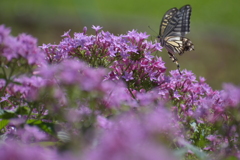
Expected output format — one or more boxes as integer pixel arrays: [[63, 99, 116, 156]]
[[168, 5, 192, 37], [159, 7, 178, 37], [164, 36, 194, 55]]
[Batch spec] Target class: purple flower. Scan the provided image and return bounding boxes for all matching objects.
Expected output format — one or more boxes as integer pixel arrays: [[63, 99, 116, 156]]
[[108, 45, 117, 57], [102, 80, 132, 108], [138, 31, 149, 40], [40, 27, 164, 94], [0, 93, 11, 102], [0, 28, 45, 65], [2, 36, 20, 60], [0, 24, 11, 43], [0, 142, 60, 160], [92, 25, 103, 34], [122, 71, 134, 81], [125, 43, 138, 53], [96, 115, 113, 129], [66, 106, 92, 123], [9, 75, 46, 101], [61, 29, 71, 38], [3, 23, 240, 159], [82, 109, 178, 160], [173, 91, 181, 99], [136, 89, 162, 107], [154, 41, 163, 51], [0, 79, 6, 88], [19, 125, 47, 143], [83, 26, 87, 35], [221, 83, 240, 107]]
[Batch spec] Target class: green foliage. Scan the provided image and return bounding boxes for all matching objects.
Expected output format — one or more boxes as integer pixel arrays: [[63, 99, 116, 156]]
[[0, 109, 16, 119], [0, 120, 9, 130], [176, 139, 208, 160], [27, 119, 56, 135]]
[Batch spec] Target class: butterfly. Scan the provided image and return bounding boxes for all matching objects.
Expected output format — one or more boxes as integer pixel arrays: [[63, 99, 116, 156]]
[[158, 5, 194, 75]]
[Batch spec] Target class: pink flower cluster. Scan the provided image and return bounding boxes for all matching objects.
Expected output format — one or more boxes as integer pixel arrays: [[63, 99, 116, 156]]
[[1, 24, 240, 159]]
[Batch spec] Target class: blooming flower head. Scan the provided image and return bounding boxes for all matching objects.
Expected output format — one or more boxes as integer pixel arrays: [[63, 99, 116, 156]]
[[0, 26, 45, 65], [40, 26, 165, 93], [82, 108, 179, 160], [2, 23, 240, 159], [0, 24, 11, 43], [92, 25, 103, 34]]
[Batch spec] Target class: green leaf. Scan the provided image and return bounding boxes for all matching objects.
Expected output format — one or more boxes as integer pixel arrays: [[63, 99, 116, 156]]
[[178, 139, 208, 160], [0, 109, 16, 119], [0, 119, 9, 130], [225, 156, 238, 160], [15, 106, 30, 115], [0, 109, 4, 115], [0, 73, 5, 79], [32, 141, 60, 147], [27, 119, 55, 135]]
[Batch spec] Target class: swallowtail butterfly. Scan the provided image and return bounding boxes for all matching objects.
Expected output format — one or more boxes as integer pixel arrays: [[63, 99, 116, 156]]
[[158, 5, 194, 74]]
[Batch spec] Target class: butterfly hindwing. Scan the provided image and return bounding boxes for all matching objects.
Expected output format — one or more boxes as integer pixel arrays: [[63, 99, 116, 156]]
[[164, 37, 194, 55]]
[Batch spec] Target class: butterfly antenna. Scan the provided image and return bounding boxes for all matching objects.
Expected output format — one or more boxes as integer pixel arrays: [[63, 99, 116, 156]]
[[148, 26, 158, 35]]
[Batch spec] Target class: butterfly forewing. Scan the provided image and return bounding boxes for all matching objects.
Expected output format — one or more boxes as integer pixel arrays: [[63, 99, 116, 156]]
[[159, 8, 178, 36]]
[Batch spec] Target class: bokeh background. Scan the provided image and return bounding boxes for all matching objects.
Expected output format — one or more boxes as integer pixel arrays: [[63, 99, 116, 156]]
[[1, 0, 240, 90]]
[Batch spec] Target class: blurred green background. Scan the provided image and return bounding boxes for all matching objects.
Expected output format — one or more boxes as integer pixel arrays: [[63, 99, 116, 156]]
[[1, 0, 240, 89]]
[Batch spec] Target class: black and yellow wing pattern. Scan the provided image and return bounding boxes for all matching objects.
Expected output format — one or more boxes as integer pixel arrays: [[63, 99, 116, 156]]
[[158, 5, 194, 74]]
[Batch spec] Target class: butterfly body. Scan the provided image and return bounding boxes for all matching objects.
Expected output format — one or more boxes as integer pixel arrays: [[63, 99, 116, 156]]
[[158, 5, 194, 74]]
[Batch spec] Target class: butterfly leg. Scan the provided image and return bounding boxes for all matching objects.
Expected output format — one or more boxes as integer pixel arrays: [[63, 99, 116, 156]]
[[167, 52, 182, 75]]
